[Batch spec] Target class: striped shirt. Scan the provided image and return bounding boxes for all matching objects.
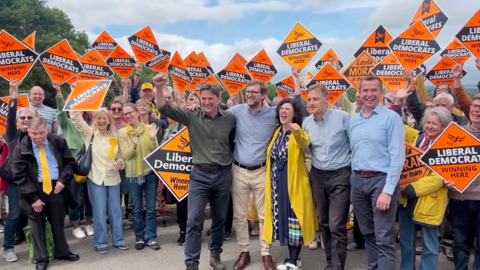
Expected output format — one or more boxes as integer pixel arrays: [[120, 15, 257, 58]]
[[32, 105, 58, 134]]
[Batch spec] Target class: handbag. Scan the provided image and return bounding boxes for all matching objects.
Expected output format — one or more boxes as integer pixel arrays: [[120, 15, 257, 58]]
[[76, 134, 94, 176], [0, 155, 14, 183]]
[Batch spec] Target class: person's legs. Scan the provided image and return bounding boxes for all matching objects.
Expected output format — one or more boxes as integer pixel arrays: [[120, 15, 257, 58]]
[[177, 197, 188, 232], [288, 245, 302, 265], [470, 200, 480, 270], [350, 174, 378, 270], [29, 211, 48, 263], [419, 225, 439, 270], [107, 184, 125, 247], [352, 213, 365, 246], [128, 180, 145, 242], [45, 192, 71, 258], [143, 172, 158, 244], [225, 193, 233, 235], [82, 182, 93, 226], [398, 205, 416, 270], [3, 183, 20, 252], [250, 167, 271, 256], [208, 168, 232, 253], [87, 179, 108, 249], [449, 198, 474, 270], [309, 167, 330, 261], [69, 181, 82, 228], [185, 168, 211, 266], [231, 165, 252, 253]]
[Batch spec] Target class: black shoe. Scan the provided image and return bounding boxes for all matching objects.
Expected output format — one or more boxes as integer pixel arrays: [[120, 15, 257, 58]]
[[135, 240, 145, 250], [14, 235, 25, 245], [224, 230, 231, 240], [35, 261, 49, 270], [177, 232, 186, 246], [56, 253, 79, 261]]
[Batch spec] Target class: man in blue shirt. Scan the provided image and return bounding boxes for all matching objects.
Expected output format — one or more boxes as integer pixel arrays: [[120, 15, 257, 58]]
[[349, 75, 404, 270], [10, 117, 80, 270]]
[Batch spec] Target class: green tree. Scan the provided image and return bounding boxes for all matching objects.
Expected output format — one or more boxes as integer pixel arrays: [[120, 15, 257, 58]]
[[0, 0, 90, 108]]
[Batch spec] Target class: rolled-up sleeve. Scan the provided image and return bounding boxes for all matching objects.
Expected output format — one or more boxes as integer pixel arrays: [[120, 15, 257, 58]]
[[157, 104, 191, 126], [384, 114, 406, 195]]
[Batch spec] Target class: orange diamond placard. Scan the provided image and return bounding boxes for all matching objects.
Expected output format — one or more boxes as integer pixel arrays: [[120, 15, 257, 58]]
[[77, 49, 114, 80], [306, 63, 351, 104], [145, 127, 192, 202], [275, 76, 295, 98], [106, 46, 136, 78], [0, 30, 38, 81], [184, 52, 209, 92], [63, 80, 111, 111], [198, 52, 214, 74], [22, 31, 36, 51], [425, 56, 467, 87], [38, 39, 83, 84], [227, 53, 248, 66], [315, 48, 344, 70], [216, 59, 252, 95], [168, 51, 193, 93], [456, 9, 480, 58], [277, 22, 322, 72], [401, 142, 428, 188], [0, 94, 30, 133], [245, 49, 277, 83], [410, 0, 449, 37], [128, 26, 162, 63], [91, 31, 118, 60], [421, 122, 480, 193], [342, 51, 377, 90], [354, 25, 393, 62], [388, 20, 441, 69], [371, 53, 423, 92], [440, 38, 471, 64]]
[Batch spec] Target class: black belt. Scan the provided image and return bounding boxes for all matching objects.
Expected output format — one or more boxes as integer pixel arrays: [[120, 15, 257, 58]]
[[193, 164, 227, 173], [233, 161, 266, 171], [354, 171, 386, 178], [313, 166, 350, 174]]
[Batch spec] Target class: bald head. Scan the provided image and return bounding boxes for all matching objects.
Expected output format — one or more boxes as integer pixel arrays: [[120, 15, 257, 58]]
[[30, 86, 45, 107]]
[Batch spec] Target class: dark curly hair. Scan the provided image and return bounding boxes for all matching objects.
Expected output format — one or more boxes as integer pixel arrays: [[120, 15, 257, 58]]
[[275, 98, 304, 127]]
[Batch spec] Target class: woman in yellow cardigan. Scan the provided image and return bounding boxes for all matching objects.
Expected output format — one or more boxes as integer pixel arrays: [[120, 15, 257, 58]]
[[262, 98, 318, 270]]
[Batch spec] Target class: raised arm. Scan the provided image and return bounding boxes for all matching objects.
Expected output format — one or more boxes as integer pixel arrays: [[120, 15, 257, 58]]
[[6, 79, 20, 143], [154, 73, 191, 126]]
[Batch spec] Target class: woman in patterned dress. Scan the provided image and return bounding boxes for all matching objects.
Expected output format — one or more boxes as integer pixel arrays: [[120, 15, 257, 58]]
[[262, 98, 318, 270]]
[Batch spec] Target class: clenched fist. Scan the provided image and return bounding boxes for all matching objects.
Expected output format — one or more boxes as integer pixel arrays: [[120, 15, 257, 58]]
[[153, 73, 168, 88]]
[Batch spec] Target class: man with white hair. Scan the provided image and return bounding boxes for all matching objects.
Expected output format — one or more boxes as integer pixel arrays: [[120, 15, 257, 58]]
[[433, 93, 467, 125]]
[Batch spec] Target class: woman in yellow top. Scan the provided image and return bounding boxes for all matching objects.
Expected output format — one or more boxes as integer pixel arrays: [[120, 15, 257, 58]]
[[262, 98, 318, 270], [70, 108, 128, 254], [399, 107, 450, 270], [118, 103, 160, 251]]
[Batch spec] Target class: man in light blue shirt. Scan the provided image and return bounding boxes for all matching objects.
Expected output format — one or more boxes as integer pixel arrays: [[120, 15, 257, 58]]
[[228, 79, 278, 270], [349, 75, 404, 270], [302, 84, 351, 270], [32, 141, 59, 183]]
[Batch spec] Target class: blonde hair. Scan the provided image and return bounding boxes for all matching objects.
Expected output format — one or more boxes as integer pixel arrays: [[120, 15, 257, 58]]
[[136, 98, 151, 107], [93, 108, 113, 134]]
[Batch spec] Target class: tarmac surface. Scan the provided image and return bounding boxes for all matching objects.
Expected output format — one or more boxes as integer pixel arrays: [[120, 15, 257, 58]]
[[0, 213, 472, 270]]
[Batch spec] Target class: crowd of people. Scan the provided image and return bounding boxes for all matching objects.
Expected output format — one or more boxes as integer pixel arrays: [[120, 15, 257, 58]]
[[0, 58, 479, 270]]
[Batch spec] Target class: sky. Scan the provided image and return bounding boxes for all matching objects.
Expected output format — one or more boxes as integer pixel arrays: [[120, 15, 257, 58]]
[[46, 0, 480, 85]]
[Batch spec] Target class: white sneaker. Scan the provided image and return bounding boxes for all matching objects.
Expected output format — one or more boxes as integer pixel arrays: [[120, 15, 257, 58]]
[[308, 240, 318, 250], [277, 262, 299, 270], [72, 227, 87, 239], [85, 225, 94, 236]]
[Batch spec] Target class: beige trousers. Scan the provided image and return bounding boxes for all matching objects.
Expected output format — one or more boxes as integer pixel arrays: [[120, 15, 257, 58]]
[[231, 164, 271, 256]]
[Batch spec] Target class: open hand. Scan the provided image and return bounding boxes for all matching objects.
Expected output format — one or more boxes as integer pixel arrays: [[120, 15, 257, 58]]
[[149, 123, 159, 140]]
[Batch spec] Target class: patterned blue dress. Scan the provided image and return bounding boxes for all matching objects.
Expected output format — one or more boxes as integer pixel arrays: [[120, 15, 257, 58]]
[[270, 129, 303, 247]]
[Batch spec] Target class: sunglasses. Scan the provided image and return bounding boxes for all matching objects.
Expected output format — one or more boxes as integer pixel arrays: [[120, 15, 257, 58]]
[[110, 107, 122, 112], [20, 116, 33, 120]]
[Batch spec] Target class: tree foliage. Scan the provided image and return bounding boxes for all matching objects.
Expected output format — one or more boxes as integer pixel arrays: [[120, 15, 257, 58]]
[[0, 0, 90, 108]]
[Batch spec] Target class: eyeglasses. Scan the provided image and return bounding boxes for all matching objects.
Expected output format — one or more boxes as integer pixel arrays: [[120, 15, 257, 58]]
[[19, 116, 33, 120], [124, 111, 136, 117], [471, 104, 480, 110], [110, 107, 122, 112], [246, 91, 261, 95]]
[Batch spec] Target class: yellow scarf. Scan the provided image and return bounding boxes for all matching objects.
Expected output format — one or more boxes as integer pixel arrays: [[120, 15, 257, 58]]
[[125, 122, 152, 179]]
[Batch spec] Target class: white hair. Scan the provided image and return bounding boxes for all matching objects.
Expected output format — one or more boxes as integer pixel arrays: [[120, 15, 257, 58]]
[[433, 93, 454, 106], [16, 108, 38, 121]]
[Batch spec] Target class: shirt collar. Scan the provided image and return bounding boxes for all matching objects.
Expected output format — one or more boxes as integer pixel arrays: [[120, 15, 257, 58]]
[[201, 106, 224, 118], [247, 104, 264, 115], [33, 139, 49, 149], [314, 108, 331, 122], [360, 103, 383, 117]]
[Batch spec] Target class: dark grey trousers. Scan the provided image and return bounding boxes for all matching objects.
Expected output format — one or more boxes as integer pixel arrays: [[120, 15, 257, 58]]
[[184, 166, 232, 265], [309, 166, 351, 270], [29, 191, 70, 263], [350, 173, 400, 270]]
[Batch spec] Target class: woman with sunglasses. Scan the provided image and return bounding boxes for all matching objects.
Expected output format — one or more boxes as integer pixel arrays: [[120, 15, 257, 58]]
[[118, 103, 160, 251]]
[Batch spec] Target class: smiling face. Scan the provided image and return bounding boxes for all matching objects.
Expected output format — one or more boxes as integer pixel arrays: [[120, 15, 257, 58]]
[[30, 86, 45, 106], [137, 102, 149, 115], [109, 102, 123, 120], [435, 84, 450, 95], [470, 99, 480, 126], [140, 88, 154, 101], [278, 102, 294, 125], [200, 90, 220, 115], [94, 111, 110, 132], [306, 88, 328, 117], [423, 114, 444, 140], [245, 83, 265, 109], [123, 105, 139, 125], [359, 79, 382, 111], [17, 109, 35, 131]]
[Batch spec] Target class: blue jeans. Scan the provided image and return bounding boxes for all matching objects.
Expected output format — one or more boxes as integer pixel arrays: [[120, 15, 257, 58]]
[[128, 171, 158, 243], [449, 198, 480, 270], [3, 182, 21, 251], [87, 179, 125, 249], [185, 167, 232, 264], [399, 205, 439, 270], [69, 181, 92, 225]]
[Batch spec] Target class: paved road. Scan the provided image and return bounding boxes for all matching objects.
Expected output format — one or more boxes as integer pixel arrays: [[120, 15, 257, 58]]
[[0, 214, 470, 270]]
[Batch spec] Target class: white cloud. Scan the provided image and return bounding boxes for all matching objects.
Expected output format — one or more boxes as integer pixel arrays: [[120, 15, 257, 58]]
[[47, 0, 291, 31]]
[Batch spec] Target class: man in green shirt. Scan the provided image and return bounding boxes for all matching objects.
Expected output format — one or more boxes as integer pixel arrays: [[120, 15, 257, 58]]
[[154, 73, 236, 270]]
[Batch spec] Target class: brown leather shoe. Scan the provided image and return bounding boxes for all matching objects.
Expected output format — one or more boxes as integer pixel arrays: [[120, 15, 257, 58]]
[[262, 255, 276, 270], [233, 252, 251, 270]]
